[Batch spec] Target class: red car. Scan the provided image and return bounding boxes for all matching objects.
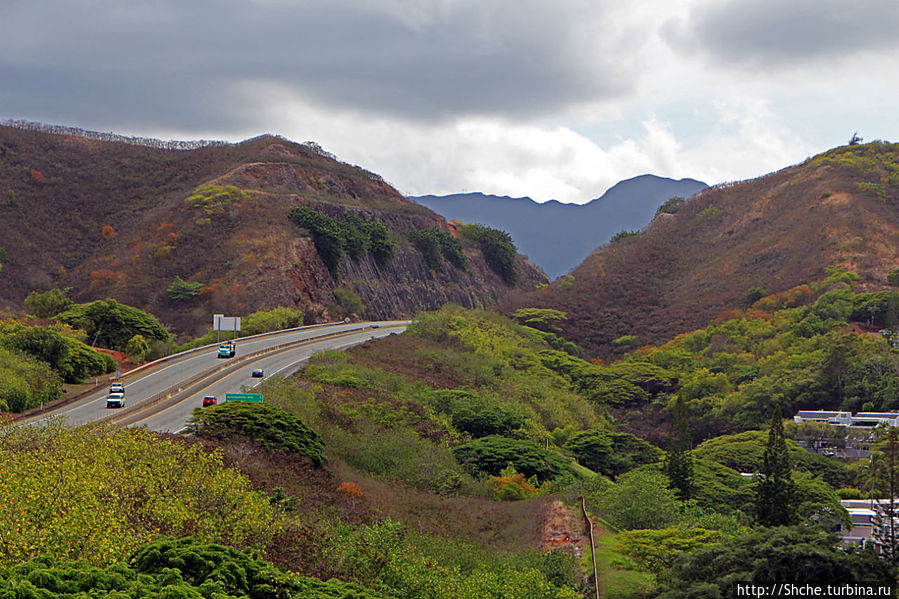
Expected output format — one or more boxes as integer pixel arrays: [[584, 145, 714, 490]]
[[202, 396, 217, 407]]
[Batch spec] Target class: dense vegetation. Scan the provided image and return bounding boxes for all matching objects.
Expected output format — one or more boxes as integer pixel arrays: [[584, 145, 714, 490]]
[[458, 223, 519, 284], [0, 538, 389, 598], [0, 321, 115, 410], [513, 269, 899, 446], [405, 227, 468, 271], [4, 292, 898, 596], [288, 205, 398, 275], [0, 423, 279, 564]]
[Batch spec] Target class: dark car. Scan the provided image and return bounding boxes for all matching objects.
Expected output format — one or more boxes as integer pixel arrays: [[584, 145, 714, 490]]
[[202, 396, 217, 407], [251, 369, 264, 378]]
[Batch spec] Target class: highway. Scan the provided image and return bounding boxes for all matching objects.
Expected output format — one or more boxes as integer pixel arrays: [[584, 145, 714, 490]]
[[22, 320, 409, 432]]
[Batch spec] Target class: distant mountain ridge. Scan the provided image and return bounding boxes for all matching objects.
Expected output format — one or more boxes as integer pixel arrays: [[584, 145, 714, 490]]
[[412, 175, 708, 278], [504, 141, 899, 358]]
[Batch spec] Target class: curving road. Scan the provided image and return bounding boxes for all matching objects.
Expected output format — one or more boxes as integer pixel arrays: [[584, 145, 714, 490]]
[[23, 320, 409, 432]]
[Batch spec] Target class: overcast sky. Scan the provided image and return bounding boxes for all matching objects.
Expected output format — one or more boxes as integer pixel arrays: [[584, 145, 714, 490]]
[[2, 0, 898, 204]]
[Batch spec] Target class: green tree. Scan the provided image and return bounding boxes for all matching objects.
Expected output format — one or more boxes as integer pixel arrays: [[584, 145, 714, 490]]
[[655, 196, 686, 216], [24, 287, 73, 317], [512, 307, 567, 332], [754, 404, 797, 526], [596, 469, 682, 530], [0, 347, 63, 412], [564, 429, 662, 479], [289, 205, 346, 276], [888, 268, 899, 287], [452, 435, 581, 484], [53, 299, 170, 350], [871, 428, 899, 565], [188, 402, 325, 466], [166, 276, 204, 301], [664, 394, 694, 500], [407, 228, 444, 270], [458, 223, 519, 284], [364, 220, 398, 267], [609, 230, 639, 242], [124, 334, 150, 363], [743, 285, 769, 307]]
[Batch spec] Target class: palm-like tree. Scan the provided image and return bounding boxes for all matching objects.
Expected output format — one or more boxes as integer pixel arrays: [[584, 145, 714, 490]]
[[859, 452, 885, 507]]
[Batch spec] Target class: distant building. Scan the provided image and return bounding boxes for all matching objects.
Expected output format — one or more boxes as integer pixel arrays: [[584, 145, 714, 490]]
[[793, 410, 899, 429], [794, 411, 852, 426], [840, 499, 899, 550]]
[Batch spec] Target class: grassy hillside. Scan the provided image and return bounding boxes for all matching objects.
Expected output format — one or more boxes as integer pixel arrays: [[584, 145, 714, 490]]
[[507, 141, 899, 358]]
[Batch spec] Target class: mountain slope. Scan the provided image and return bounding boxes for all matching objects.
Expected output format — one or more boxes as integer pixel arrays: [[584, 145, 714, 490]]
[[505, 142, 899, 357], [0, 123, 546, 335], [412, 175, 708, 278]]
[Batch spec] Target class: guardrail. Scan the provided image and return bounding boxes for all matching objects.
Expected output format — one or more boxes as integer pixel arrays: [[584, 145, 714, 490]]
[[16, 321, 409, 424], [117, 320, 351, 382], [104, 325, 400, 426]]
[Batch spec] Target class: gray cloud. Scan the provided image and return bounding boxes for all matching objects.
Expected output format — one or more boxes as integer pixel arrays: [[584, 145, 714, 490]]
[[663, 0, 899, 68], [0, 1, 643, 132]]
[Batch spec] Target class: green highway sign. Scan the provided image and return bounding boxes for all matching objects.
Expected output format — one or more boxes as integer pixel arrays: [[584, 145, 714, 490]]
[[225, 393, 264, 403]]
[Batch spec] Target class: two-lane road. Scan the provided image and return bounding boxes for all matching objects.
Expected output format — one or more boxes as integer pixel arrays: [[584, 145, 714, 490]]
[[23, 320, 408, 431]]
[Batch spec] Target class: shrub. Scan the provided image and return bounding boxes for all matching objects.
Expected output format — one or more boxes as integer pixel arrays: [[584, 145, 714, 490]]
[[334, 287, 365, 316], [488, 465, 539, 500], [289, 205, 345, 276], [452, 435, 581, 484], [655, 196, 686, 216], [188, 401, 325, 466], [458, 223, 519, 284], [24, 287, 73, 318], [364, 220, 398, 267], [610, 230, 639, 242], [185, 184, 250, 216], [888, 268, 899, 287], [167, 276, 204, 301], [407, 228, 444, 270], [241, 306, 305, 336], [124, 334, 150, 363], [0, 347, 63, 412], [563, 429, 662, 478]]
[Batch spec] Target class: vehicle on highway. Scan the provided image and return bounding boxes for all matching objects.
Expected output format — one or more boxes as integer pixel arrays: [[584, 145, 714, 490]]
[[251, 368, 264, 378], [217, 342, 236, 358], [106, 392, 126, 409], [109, 382, 124, 393], [202, 396, 217, 407]]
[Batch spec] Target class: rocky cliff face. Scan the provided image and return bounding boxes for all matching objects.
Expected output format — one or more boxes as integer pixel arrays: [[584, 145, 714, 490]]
[[0, 124, 547, 335]]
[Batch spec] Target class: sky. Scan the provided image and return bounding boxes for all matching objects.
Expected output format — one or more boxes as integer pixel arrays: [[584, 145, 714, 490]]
[[2, 0, 898, 204]]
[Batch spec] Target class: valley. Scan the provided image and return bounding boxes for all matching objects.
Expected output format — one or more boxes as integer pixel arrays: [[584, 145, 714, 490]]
[[1, 125, 899, 597]]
